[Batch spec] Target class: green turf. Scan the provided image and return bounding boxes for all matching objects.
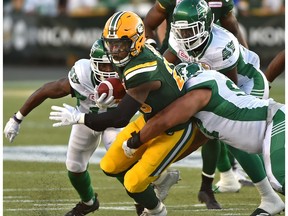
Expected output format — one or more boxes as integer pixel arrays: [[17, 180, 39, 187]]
[[4, 161, 283, 216]]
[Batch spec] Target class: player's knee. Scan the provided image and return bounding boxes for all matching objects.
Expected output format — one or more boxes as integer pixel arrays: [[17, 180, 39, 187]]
[[100, 155, 117, 174], [66, 159, 86, 173], [124, 169, 151, 193]]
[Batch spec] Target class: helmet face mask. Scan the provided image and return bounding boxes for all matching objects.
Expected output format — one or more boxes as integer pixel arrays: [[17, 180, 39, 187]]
[[102, 11, 145, 67], [103, 37, 132, 67], [171, 0, 213, 52], [90, 39, 118, 82]]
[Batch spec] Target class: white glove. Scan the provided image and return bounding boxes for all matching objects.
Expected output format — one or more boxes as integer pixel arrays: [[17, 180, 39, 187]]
[[95, 92, 115, 109], [4, 117, 21, 143], [122, 141, 138, 158], [49, 103, 82, 127]]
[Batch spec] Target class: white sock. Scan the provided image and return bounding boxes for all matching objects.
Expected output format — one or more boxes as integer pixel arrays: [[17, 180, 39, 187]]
[[83, 198, 94, 206], [255, 177, 284, 213]]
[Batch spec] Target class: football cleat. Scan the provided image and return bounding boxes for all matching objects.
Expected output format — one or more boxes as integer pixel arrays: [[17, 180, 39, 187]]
[[65, 194, 99, 216], [250, 208, 272, 216], [152, 168, 181, 201], [140, 202, 167, 216], [198, 190, 222, 209]]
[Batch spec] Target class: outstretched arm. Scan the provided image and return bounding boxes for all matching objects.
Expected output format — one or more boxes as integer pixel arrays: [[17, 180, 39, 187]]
[[4, 77, 71, 142], [20, 78, 71, 116]]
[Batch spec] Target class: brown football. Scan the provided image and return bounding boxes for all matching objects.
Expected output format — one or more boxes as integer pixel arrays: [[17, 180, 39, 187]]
[[97, 77, 126, 100]]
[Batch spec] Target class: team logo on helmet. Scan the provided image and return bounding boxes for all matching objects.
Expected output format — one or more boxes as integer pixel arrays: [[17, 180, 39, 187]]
[[197, 0, 209, 20], [137, 23, 144, 35]]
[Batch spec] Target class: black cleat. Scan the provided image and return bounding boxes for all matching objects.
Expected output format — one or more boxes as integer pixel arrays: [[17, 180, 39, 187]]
[[65, 194, 100, 216], [198, 190, 222, 209], [250, 208, 271, 216], [134, 203, 145, 216]]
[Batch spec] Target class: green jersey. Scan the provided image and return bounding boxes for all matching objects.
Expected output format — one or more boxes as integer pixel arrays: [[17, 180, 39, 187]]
[[119, 45, 186, 126], [157, 0, 234, 53]]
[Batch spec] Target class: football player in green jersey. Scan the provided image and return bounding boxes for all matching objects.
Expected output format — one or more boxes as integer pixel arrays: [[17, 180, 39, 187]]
[[125, 62, 285, 216], [49, 11, 206, 216]]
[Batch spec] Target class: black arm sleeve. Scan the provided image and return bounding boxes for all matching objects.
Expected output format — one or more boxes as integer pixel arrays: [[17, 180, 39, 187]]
[[84, 94, 142, 131]]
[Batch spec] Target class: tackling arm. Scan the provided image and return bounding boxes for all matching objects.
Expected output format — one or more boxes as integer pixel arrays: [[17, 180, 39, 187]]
[[139, 88, 212, 144]]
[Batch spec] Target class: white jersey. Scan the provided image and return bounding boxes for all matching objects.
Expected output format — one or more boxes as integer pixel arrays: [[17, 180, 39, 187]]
[[68, 59, 98, 113], [169, 24, 269, 98], [66, 59, 122, 173], [185, 69, 282, 154]]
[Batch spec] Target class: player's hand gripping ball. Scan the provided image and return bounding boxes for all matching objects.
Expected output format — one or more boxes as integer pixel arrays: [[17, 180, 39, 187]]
[[97, 77, 126, 100]]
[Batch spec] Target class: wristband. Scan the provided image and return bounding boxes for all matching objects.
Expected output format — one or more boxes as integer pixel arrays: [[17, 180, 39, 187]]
[[127, 131, 142, 149], [13, 114, 22, 124]]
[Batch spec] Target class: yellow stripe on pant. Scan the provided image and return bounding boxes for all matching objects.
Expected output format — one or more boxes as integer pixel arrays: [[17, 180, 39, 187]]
[[100, 114, 198, 193]]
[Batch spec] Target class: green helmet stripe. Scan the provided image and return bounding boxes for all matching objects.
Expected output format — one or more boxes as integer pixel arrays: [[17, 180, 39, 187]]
[[109, 11, 125, 37]]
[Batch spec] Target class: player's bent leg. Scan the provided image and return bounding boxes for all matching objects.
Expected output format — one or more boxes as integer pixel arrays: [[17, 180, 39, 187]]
[[198, 139, 222, 209], [124, 122, 194, 215], [263, 106, 285, 195], [65, 124, 101, 216]]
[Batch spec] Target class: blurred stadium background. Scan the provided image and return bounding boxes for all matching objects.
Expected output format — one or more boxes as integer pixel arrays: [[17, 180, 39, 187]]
[[2, 0, 285, 215]]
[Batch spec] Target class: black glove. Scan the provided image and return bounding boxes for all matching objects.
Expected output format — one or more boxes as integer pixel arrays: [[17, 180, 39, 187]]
[[127, 131, 142, 149]]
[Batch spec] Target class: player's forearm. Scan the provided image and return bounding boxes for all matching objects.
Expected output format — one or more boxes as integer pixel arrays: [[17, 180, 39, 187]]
[[84, 94, 141, 131], [19, 80, 70, 116]]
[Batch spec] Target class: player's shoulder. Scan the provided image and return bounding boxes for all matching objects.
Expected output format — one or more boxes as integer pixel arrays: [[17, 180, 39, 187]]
[[68, 59, 92, 86], [123, 47, 161, 87], [185, 69, 222, 90], [206, 25, 240, 62], [212, 25, 238, 45], [125, 48, 159, 76]]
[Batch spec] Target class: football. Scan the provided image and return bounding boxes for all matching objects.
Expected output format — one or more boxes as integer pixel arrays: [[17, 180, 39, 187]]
[[97, 77, 126, 100]]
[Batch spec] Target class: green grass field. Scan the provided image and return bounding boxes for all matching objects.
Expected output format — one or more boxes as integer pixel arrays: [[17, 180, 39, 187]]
[[3, 76, 285, 216]]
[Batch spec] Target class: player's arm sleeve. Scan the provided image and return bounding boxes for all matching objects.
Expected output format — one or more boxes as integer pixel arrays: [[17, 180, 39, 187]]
[[84, 94, 141, 131]]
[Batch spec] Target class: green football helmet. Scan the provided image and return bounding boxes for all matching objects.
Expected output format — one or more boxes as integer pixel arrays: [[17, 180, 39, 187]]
[[171, 0, 214, 52], [175, 62, 204, 81], [90, 38, 118, 82]]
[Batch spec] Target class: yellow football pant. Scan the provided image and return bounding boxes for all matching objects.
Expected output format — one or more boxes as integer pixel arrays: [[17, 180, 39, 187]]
[[100, 114, 198, 193]]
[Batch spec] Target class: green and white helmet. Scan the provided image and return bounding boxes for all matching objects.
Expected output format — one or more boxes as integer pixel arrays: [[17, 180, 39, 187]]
[[175, 62, 204, 81], [90, 38, 118, 82], [171, 0, 214, 52]]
